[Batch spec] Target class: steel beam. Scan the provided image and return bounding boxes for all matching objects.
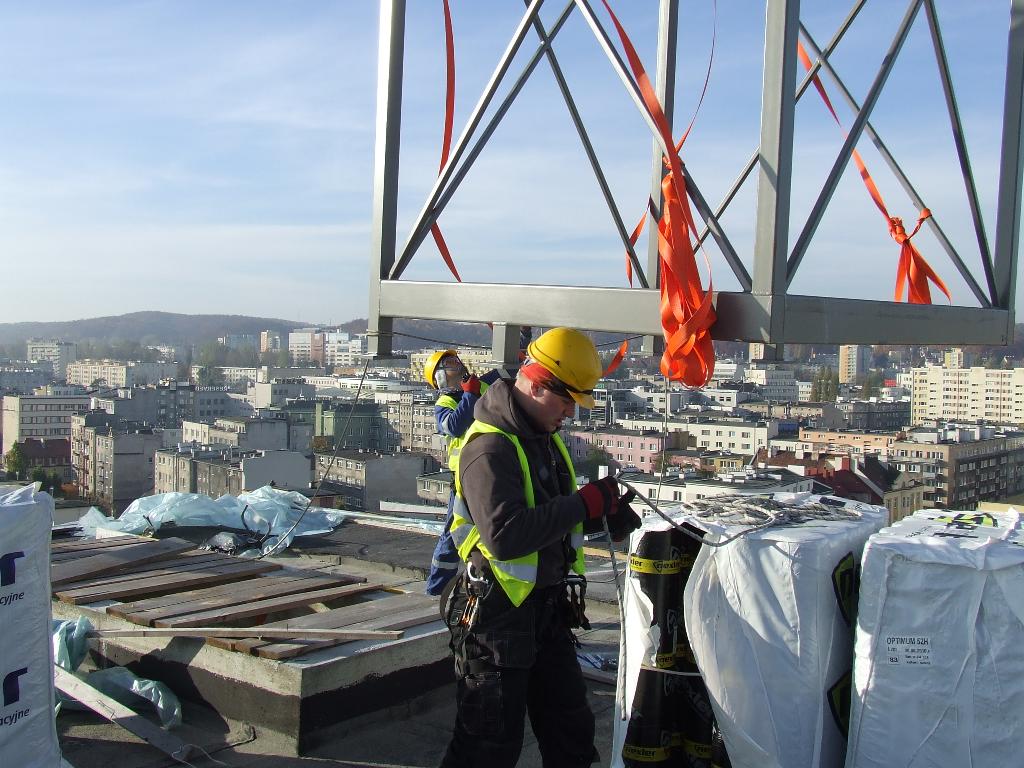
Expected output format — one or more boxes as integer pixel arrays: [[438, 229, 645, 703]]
[[994, 0, 1024, 321], [787, 0, 923, 283], [367, 0, 405, 358], [642, 0, 678, 356], [377, 281, 1009, 345], [490, 323, 523, 365], [752, 0, 800, 342]]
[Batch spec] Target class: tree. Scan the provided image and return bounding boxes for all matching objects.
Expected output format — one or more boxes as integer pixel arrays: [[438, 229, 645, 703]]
[[810, 370, 822, 401], [311, 435, 333, 453], [30, 467, 48, 486], [575, 446, 614, 481], [49, 473, 65, 497], [863, 371, 883, 399], [4, 444, 26, 480]]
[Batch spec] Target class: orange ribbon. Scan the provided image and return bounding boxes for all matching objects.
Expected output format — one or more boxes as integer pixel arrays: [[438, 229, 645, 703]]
[[796, 42, 949, 305], [602, 0, 716, 387], [431, 0, 462, 282]]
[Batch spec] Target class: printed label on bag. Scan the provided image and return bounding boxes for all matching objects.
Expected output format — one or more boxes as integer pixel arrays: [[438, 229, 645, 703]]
[[884, 635, 931, 666]]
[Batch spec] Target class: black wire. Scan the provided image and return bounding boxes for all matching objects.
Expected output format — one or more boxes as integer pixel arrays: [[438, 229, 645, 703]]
[[257, 357, 372, 559]]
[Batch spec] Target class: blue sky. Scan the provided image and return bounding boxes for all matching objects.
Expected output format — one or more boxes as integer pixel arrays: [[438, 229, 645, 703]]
[[0, 1, 1018, 324]]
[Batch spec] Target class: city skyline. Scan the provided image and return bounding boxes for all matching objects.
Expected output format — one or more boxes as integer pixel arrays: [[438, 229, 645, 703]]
[[1, 1, 1019, 323]]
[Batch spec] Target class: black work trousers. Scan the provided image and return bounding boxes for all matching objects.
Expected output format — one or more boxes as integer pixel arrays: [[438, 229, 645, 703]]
[[440, 580, 597, 768]]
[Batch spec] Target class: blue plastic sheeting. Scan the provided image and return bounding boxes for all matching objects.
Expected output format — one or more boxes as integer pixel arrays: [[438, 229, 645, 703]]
[[77, 485, 347, 555]]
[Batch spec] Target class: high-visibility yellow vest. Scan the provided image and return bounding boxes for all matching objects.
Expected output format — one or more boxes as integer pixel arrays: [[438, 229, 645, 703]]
[[450, 420, 585, 607], [436, 382, 489, 471]]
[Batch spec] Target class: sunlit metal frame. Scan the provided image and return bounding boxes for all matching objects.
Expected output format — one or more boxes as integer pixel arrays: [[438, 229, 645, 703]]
[[367, 0, 1024, 361]]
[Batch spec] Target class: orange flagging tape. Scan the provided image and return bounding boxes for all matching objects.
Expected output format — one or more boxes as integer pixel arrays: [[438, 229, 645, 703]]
[[431, 0, 462, 282], [602, 0, 715, 387], [796, 42, 949, 305]]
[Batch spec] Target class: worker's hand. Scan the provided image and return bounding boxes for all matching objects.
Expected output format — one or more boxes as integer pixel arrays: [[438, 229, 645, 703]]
[[605, 490, 641, 542], [460, 375, 481, 396], [577, 477, 620, 520]]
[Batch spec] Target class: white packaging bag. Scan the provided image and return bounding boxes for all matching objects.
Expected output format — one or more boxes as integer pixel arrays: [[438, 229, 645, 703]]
[[612, 494, 886, 768], [0, 484, 61, 767], [845, 508, 1024, 768], [682, 494, 885, 768]]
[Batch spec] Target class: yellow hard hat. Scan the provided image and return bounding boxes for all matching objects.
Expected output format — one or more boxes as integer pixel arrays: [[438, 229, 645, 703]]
[[526, 328, 602, 408], [424, 349, 458, 389]]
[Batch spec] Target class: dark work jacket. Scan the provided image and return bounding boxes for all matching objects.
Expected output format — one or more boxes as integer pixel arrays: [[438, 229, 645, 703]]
[[458, 379, 589, 588]]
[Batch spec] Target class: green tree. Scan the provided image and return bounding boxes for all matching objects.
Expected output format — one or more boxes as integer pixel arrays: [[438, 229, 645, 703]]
[[30, 467, 48, 486], [4, 444, 26, 479], [49, 473, 65, 497], [863, 371, 883, 399], [810, 369, 822, 401], [575, 446, 614, 480]]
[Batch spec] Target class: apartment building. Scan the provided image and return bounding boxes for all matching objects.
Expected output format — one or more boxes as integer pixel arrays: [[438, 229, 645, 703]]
[[797, 427, 900, 457], [387, 392, 446, 461], [744, 364, 799, 402], [563, 427, 685, 474], [154, 445, 310, 497], [616, 415, 778, 455], [92, 382, 235, 427], [910, 366, 1024, 425], [839, 345, 873, 384], [837, 398, 911, 431], [259, 330, 283, 353], [288, 328, 325, 365], [888, 424, 1024, 509], [66, 360, 178, 388], [314, 450, 438, 511], [0, 364, 53, 394], [2, 387, 92, 454], [26, 339, 77, 378], [71, 411, 163, 512], [252, 379, 316, 408]]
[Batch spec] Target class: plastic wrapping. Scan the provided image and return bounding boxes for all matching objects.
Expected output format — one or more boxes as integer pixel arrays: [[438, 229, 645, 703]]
[[0, 484, 61, 767], [612, 493, 886, 768], [85, 667, 182, 729], [845, 509, 1024, 768]]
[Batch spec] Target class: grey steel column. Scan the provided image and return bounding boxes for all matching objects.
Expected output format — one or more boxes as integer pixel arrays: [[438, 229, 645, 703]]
[[642, 0, 678, 357], [490, 323, 522, 366], [994, 0, 1024, 320], [367, 0, 406, 358], [751, 0, 800, 341]]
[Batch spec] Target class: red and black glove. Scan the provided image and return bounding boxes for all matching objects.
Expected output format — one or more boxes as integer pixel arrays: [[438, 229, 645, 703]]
[[460, 375, 481, 396], [578, 477, 642, 542]]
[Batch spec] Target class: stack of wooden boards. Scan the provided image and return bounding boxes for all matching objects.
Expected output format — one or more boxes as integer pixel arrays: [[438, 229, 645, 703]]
[[51, 534, 439, 660]]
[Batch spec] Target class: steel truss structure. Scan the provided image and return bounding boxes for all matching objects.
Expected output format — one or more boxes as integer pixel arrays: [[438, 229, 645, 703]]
[[367, 0, 1024, 362]]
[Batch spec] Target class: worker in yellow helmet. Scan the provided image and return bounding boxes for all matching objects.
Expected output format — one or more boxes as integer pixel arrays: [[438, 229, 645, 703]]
[[440, 327, 640, 768]]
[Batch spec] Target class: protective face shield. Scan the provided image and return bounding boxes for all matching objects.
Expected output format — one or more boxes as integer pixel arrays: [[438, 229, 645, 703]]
[[435, 355, 467, 389]]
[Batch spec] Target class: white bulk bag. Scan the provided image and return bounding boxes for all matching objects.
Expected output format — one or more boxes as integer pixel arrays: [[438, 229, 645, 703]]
[[0, 485, 61, 767], [846, 509, 1024, 768], [682, 495, 886, 768]]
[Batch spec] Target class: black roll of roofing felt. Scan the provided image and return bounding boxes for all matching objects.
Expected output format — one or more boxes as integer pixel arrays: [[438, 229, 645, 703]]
[[671, 523, 719, 768], [622, 529, 680, 766]]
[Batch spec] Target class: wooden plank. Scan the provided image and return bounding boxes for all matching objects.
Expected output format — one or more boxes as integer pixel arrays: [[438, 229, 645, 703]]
[[51, 538, 196, 587], [116, 572, 363, 626], [52, 552, 233, 592], [53, 666, 195, 760], [256, 603, 440, 660], [107, 570, 354, 617], [154, 582, 384, 628], [86, 627, 402, 641], [50, 535, 145, 554], [56, 560, 281, 604], [224, 592, 427, 654]]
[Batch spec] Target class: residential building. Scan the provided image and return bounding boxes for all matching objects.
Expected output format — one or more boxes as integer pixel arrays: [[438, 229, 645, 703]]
[[26, 339, 77, 378], [314, 451, 439, 512], [66, 360, 178, 388], [616, 415, 778, 455], [91, 382, 235, 427], [744, 364, 799, 402], [839, 344, 873, 384], [181, 417, 289, 452], [71, 411, 162, 512], [217, 334, 257, 350], [416, 469, 454, 506], [888, 423, 1024, 509], [387, 392, 446, 461], [17, 438, 73, 483], [710, 360, 747, 381], [2, 387, 92, 455], [564, 427, 685, 474], [259, 330, 283, 353], [618, 467, 813, 507], [740, 401, 846, 429], [252, 379, 316, 408], [154, 445, 310, 497], [837, 398, 911, 431], [943, 348, 975, 369], [288, 328, 325, 365], [0, 364, 53, 394], [910, 366, 1024, 425], [588, 384, 647, 426], [797, 428, 900, 457]]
